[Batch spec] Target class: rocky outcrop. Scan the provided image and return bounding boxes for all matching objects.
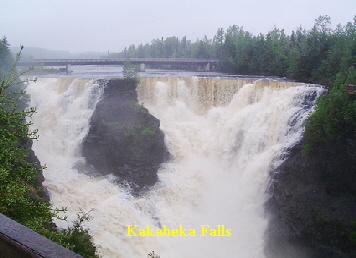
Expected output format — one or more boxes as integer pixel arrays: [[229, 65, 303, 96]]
[[82, 79, 169, 194], [265, 140, 356, 258], [23, 138, 50, 202]]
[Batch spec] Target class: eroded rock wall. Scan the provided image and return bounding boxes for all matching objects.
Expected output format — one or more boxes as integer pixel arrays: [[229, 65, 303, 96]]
[[82, 79, 169, 193], [266, 141, 356, 258]]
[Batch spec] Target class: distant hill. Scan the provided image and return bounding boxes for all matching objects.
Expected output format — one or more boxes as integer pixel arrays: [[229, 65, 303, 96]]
[[10, 47, 106, 59]]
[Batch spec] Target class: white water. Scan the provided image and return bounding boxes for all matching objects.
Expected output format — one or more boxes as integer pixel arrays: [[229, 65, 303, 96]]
[[26, 77, 324, 258]]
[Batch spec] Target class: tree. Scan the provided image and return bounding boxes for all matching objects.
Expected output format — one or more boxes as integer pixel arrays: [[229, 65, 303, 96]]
[[263, 27, 289, 76], [0, 44, 54, 234], [303, 67, 356, 193], [0, 37, 13, 78], [123, 58, 140, 82], [287, 27, 308, 79], [0, 44, 98, 257], [127, 44, 137, 58], [138, 44, 145, 58], [192, 36, 212, 58], [114, 15, 356, 84], [220, 29, 238, 72], [213, 28, 225, 61], [233, 28, 254, 74]]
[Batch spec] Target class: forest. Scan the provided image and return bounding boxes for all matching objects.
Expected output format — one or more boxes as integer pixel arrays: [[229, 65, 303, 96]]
[[116, 15, 356, 86]]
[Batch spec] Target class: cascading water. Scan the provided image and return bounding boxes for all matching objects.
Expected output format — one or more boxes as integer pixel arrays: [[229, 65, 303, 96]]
[[26, 77, 324, 258]]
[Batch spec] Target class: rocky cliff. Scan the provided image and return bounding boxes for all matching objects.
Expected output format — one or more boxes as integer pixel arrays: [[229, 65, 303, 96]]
[[22, 138, 50, 202], [82, 79, 169, 194], [266, 140, 356, 258]]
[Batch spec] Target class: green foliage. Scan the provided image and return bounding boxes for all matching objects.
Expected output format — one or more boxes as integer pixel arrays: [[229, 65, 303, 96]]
[[60, 209, 98, 258], [304, 87, 350, 148], [335, 66, 356, 87], [117, 15, 356, 86], [0, 44, 49, 227], [141, 125, 156, 136], [130, 102, 148, 114], [304, 66, 356, 152], [303, 66, 356, 193], [115, 36, 192, 59], [191, 35, 213, 58], [0, 43, 98, 257], [124, 123, 156, 137], [32, 208, 98, 258], [0, 37, 13, 78], [123, 58, 140, 82]]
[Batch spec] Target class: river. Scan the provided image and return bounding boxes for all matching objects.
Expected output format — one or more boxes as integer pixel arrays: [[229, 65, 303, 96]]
[[25, 67, 324, 257]]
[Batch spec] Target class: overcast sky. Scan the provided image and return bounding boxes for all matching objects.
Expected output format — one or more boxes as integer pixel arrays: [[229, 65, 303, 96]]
[[1, 0, 355, 53]]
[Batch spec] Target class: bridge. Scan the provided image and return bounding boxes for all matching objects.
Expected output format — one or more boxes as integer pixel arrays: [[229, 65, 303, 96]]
[[16, 58, 219, 74]]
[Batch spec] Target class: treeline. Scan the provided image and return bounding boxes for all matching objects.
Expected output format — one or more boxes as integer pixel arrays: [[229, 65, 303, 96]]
[[116, 17, 356, 254], [0, 37, 98, 258], [116, 15, 356, 86]]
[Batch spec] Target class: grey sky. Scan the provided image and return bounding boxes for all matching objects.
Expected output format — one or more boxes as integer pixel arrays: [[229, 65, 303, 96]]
[[1, 0, 355, 53]]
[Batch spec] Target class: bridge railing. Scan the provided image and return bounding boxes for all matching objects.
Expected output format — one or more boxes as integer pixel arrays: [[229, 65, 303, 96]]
[[17, 58, 219, 66]]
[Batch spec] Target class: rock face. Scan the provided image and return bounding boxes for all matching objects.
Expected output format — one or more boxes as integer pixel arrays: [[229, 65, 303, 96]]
[[266, 140, 356, 258], [82, 79, 169, 193], [24, 138, 50, 202]]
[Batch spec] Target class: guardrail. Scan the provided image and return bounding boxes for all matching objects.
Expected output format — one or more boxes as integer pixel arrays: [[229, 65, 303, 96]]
[[0, 213, 82, 258]]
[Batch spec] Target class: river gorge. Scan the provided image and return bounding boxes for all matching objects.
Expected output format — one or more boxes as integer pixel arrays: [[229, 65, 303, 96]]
[[25, 73, 325, 257]]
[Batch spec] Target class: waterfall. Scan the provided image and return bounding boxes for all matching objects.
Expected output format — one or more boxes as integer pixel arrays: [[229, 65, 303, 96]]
[[26, 77, 324, 258]]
